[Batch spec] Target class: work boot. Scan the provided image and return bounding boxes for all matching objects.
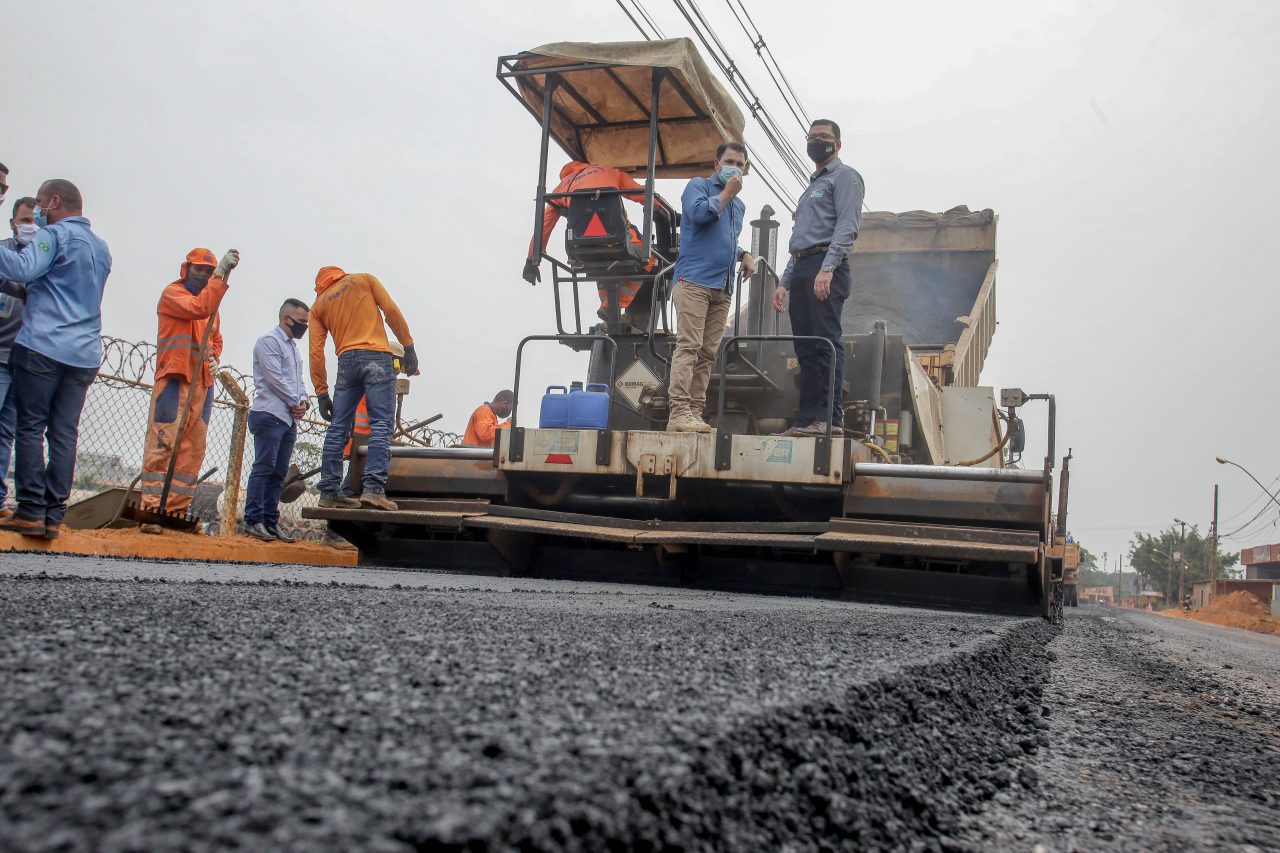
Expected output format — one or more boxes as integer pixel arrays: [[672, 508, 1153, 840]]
[[666, 413, 705, 433], [244, 522, 276, 542], [42, 524, 61, 541], [771, 423, 810, 437], [265, 524, 295, 544], [139, 523, 163, 535], [0, 516, 46, 538], [792, 421, 844, 437], [322, 529, 356, 551], [318, 494, 361, 509], [360, 492, 398, 511]]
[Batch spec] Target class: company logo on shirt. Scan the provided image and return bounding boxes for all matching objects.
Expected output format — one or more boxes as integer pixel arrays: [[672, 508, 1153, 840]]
[[810, 190, 824, 198], [38, 242, 50, 252]]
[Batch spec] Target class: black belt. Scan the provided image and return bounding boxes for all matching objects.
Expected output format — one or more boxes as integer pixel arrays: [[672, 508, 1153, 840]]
[[792, 244, 829, 260]]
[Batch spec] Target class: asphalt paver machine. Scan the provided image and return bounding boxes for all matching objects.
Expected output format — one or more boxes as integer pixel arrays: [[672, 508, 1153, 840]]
[[304, 38, 1072, 621]]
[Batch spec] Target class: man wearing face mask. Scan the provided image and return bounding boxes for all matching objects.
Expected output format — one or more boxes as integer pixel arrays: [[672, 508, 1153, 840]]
[[243, 298, 311, 541], [462, 390, 513, 448], [139, 247, 239, 517], [666, 142, 756, 434], [0, 196, 38, 519], [0, 179, 112, 539], [772, 119, 865, 437]]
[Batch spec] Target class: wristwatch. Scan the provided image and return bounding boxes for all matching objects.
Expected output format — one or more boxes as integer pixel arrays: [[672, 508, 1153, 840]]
[[821, 263, 835, 273]]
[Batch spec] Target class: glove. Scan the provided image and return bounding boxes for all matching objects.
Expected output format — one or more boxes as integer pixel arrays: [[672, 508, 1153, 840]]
[[522, 259, 541, 285], [317, 393, 333, 422], [402, 344, 420, 377], [214, 249, 240, 280]]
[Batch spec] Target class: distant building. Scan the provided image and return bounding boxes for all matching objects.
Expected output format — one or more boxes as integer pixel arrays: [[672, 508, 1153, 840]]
[[1191, 578, 1280, 618], [1240, 543, 1280, 581]]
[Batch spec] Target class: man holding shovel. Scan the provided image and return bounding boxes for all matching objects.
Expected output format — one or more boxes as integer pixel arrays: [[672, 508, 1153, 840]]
[[138, 247, 238, 526]]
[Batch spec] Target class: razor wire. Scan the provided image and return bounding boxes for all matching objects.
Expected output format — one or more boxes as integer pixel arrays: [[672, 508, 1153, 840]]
[[22, 336, 463, 542]]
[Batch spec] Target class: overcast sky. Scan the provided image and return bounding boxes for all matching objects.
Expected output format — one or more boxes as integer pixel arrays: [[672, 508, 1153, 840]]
[[6, 0, 1278, 563]]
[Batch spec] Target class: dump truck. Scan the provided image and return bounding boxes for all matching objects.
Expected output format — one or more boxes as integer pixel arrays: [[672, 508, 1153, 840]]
[[304, 38, 1071, 621]]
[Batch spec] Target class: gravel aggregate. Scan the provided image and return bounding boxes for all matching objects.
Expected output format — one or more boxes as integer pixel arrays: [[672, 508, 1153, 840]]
[[960, 607, 1280, 852], [0, 565, 1053, 851]]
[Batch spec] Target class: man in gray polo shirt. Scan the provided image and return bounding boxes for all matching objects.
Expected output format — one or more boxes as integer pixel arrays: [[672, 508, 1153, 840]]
[[0, 196, 37, 517], [772, 119, 865, 436]]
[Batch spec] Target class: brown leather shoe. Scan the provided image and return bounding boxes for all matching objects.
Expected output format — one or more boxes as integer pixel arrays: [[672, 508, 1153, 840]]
[[42, 524, 61, 540], [0, 516, 47, 538]]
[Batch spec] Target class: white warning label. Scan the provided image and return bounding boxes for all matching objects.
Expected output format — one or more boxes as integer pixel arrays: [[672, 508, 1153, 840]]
[[614, 359, 661, 411]]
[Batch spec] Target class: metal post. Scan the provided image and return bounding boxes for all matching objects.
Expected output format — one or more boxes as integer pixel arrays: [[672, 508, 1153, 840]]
[[530, 79, 557, 266], [1211, 484, 1219, 596], [217, 370, 249, 537], [747, 206, 778, 338], [641, 68, 660, 258]]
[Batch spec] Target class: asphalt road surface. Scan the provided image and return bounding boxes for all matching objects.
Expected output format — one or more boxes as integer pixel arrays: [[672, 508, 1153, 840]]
[[1, 556, 1276, 851]]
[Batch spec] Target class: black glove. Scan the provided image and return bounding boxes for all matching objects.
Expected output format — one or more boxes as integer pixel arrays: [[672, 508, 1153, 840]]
[[317, 393, 333, 422], [522, 259, 541, 285], [402, 344, 420, 377]]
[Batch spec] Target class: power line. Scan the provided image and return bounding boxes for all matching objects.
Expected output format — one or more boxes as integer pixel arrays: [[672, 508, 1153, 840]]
[[1218, 474, 1280, 525], [613, 0, 803, 215], [615, 0, 662, 40], [723, 0, 810, 132], [672, 0, 811, 187]]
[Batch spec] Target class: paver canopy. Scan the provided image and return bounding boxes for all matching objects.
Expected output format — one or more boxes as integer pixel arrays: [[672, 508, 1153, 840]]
[[509, 38, 746, 179]]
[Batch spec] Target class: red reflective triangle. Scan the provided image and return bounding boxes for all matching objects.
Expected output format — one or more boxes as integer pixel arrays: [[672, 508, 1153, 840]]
[[546, 453, 574, 464], [583, 212, 609, 238]]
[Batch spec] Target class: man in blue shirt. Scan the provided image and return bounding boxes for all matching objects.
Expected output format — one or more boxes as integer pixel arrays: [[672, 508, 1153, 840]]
[[0, 196, 37, 519], [245, 298, 312, 542], [667, 142, 756, 433], [772, 120, 865, 437], [0, 179, 111, 539]]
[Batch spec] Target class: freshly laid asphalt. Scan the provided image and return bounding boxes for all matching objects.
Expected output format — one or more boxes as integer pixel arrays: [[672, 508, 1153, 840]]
[[0, 555, 1050, 851], [958, 607, 1280, 852], [3, 557, 1276, 851]]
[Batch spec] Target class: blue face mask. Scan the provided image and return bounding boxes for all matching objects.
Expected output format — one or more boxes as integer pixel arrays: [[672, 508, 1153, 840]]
[[718, 165, 743, 183], [33, 205, 48, 228]]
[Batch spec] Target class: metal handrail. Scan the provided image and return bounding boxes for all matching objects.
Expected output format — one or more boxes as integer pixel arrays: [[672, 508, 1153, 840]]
[[714, 334, 839, 441]]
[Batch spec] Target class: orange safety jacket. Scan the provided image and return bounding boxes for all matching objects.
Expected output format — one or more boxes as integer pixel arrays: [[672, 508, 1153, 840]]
[[155, 272, 228, 385], [343, 396, 372, 458], [462, 402, 505, 447], [310, 267, 413, 396], [529, 161, 648, 258]]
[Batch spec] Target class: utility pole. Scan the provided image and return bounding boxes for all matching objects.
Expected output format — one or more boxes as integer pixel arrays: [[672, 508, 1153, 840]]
[[1116, 554, 1122, 608], [1210, 484, 1219, 597], [1173, 518, 1188, 604]]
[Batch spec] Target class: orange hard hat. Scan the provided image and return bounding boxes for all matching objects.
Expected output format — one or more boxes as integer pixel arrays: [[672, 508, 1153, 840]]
[[186, 248, 216, 268], [180, 247, 217, 278], [315, 266, 346, 293]]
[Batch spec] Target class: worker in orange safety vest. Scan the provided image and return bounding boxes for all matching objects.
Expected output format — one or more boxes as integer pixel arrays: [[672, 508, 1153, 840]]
[[462, 390, 513, 447], [522, 161, 665, 324], [139, 247, 239, 516]]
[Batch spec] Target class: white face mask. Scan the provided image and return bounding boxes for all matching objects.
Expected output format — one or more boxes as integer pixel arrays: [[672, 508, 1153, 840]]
[[15, 222, 39, 246]]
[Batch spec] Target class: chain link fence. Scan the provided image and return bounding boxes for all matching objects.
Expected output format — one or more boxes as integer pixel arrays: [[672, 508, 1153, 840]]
[[58, 336, 462, 540]]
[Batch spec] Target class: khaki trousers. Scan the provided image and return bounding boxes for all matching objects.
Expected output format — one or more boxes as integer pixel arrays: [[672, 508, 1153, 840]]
[[668, 281, 732, 419]]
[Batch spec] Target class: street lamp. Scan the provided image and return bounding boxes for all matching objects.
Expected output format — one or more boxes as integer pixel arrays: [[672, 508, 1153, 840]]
[[1215, 456, 1280, 513], [1173, 517, 1188, 602]]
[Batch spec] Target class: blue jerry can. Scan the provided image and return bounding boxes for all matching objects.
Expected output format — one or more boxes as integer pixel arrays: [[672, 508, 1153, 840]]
[[567, 383, 610, 429], [538, 386, 571, 429]]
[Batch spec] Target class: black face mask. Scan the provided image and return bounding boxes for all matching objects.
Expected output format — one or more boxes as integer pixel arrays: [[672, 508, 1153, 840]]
[[285, 319, 308, 339], [806, 138, 836, 164]]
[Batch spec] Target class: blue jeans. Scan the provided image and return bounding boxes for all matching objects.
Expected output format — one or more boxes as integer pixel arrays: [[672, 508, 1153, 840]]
[[10, 344, 98, 525], [318, 350, 396, 497], [245, 410, 297, 526], [0, 362, 16, 503], [788, 253, 850, 427]]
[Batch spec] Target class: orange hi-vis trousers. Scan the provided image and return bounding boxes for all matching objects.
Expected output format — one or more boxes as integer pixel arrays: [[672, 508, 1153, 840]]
[[596, 224, 657, 311], [140, 375, 214, 513]]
